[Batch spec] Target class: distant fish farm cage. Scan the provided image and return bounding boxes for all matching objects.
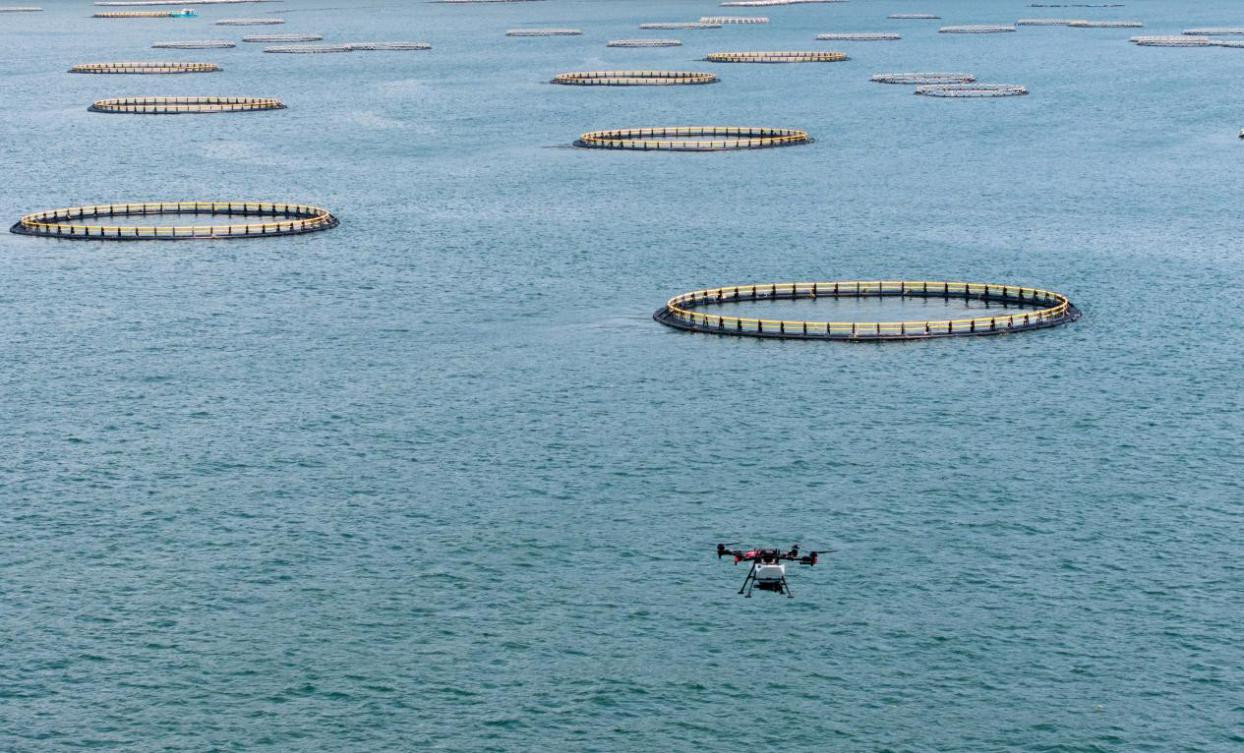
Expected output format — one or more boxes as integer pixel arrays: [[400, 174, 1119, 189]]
[[242, 33, 322, 42], [506, 29, 582, 36], [915, 83, 1028, 97], [552, 70, 717, 86], [151, 40, 236, 48], [707, 50, 847, 62], [888, 14, 940, 20], [640, 22, 720, 30], [1016, 19, 1077, 26], [939, 25, 1017, 33], [1068, 20, 1143, 28], [871, 72, 975, 84], [720, 0, 846, 6], [816, 33, 901, 41], [215, 17, 284, 25], [264, 44, 351, 53], [70, 61, 221, 73], [344, 43, 432, 51], [263, 43, 429, 53], [94, 0, 283, 4], [653, 281, 1080, 340], [0, 6, 43, 11], [1185, 28, 1244, 36], [1130, 35, 1209, 47], [94, 10, 195, 16], [11, 201, 337, 241], [575, 126, 810, 151], [608, 39, 682, 47], [89, 96, 285, 113], [699, 16, 768, 24]]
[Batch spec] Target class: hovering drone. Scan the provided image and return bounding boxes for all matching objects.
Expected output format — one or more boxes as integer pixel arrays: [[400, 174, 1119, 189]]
[[716, 544, 822, 598]]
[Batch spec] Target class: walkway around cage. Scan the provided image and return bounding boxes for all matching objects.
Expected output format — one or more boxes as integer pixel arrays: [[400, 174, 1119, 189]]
[[576, 126, 809, 151], [11, 201, 338, 240], [653, 281, 1080, 340]]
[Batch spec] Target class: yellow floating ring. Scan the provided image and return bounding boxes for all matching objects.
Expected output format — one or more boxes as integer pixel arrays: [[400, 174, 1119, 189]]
[[70, 61, 220, 74], [575, 126, 809, 151], [706, 50, 847, 63], [88, 96, 285, 113], [553, 70, 717, 86], [654, 281, 1081, 340], [11, 201, 338, 241]]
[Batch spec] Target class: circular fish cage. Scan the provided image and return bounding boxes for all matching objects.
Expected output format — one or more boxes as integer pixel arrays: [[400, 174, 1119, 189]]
[[507, 28, 582, 36], [1185, 28, 1244, 36], [264, 44, 352, 53], [344, 42, 431, 50], [1069, 20, 1143, 28], [720, 0, 842, 5], [872, 72, 974, 84], [94, 10, 190, 16], [151, 40, 236, 49], [707, 50, 848, 63], [1016, 18, 1076, 26], [915, 83, 1027, 97], [575, 126, 810, 151], [0, 6, 43, 11], [553, 70, 717, 86], [1209, 40, 1244, 48], [939, 25, 1016, 33], [70, 61, 221, 74], [11, 201, 338, 241], [816, 33, 901, 41], [653, 281, 1080, 340], [243, 33, 322, 42], [1130, 35, 1209, 47], [216, 17, 282, 24], [888, 13, 940, 20], [89, 96, 285, 113], [607, 39, 681, 47], [640, 22, 721, 30], [699, 16, 768, 24]]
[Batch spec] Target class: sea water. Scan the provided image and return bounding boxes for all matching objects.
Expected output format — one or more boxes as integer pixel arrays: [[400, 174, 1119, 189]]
[[2, 1, 1242, 751]]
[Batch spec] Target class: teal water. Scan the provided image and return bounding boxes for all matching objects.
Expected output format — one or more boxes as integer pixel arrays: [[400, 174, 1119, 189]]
[[2, 1, 1243, 751]]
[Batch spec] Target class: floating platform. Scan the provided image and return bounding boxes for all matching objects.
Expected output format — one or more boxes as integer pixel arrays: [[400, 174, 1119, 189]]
[[70, 61, 221, 74], [653, 281, 1080, 340], [553, 70, 717, 86], [12, 201, 337, 240], [888, 14, 940, 20], [707, 50, 847, 63], [89, 96, 284, 113], [575, 126, 809, 151]]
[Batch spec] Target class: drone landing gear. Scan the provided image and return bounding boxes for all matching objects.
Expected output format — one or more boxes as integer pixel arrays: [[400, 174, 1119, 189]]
[[738, 563, 794, 598]]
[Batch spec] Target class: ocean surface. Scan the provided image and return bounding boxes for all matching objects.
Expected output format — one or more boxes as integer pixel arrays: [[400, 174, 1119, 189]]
[[2, 1, 1242, 751]]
